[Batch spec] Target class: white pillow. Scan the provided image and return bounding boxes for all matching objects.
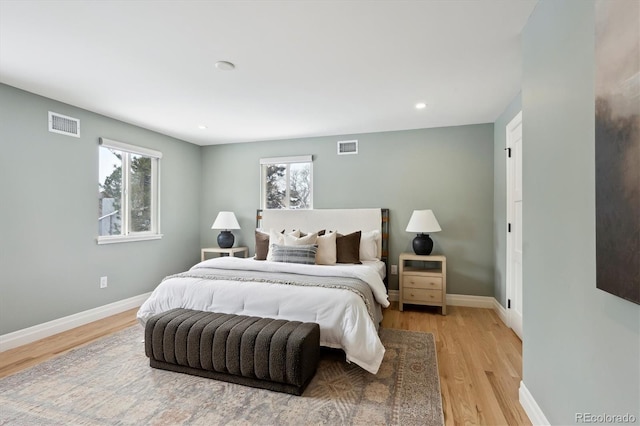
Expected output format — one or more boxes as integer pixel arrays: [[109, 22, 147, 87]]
[[360, 230, 381, 261], [315, 232, 337, 265], [284, 232, 318, 246], [267, 229, 300, 261]]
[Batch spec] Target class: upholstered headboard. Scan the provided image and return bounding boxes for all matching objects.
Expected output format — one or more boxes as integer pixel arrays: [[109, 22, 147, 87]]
[[256, 208, 390, 286]]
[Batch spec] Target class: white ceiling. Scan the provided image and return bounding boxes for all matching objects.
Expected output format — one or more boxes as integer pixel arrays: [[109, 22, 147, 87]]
[[0, 0, 537, 146]]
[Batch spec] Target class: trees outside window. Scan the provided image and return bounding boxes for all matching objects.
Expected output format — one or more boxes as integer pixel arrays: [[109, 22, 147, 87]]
[[261, 156, 312, 209], [98, 138, 161, 244]]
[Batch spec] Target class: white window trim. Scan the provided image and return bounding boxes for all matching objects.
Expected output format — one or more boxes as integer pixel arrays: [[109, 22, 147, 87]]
[[97, 138, 162, 244], [259, 155, 311, 165], [260, 155, 313, 210], [97, 233, 163, 245], [99, 138, 162, 159]]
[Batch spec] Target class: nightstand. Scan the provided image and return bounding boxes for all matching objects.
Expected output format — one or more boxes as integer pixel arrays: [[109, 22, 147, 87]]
[[399, 253, 447, 315], [201, 247, 249, 261]]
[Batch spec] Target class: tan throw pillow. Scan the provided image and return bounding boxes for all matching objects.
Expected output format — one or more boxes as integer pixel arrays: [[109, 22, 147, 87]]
[[299, 229, 326, 237], [336, 231, 362, 264], [316, 231, 337, 265], [267, 229, 300, 261], [284, 232, 318, 246]]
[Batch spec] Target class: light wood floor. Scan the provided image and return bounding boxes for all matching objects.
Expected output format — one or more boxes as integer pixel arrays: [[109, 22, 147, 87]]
[[0, 304, 529, 425], [0, 309, 138, 378], [382, 303, 530, 426]]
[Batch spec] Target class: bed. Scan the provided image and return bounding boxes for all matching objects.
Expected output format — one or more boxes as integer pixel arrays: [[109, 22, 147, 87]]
[[137, 208, 390, 374]]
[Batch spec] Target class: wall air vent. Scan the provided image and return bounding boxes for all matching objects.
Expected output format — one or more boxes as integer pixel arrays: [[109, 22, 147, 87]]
[[48, 111, 80, 137], [337, 140, 358, 155]]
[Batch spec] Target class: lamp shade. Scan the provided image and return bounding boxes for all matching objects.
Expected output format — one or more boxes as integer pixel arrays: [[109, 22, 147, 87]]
[[406, 210, 441, 255], [406, 210, 441, 233], [211, 211, 240, 230]]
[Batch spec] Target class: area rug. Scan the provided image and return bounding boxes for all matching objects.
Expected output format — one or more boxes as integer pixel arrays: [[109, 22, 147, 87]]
[[0, 326, 444, 426]]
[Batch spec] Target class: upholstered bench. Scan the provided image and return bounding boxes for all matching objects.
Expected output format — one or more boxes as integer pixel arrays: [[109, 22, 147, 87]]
[[144, 308, 320, 395]]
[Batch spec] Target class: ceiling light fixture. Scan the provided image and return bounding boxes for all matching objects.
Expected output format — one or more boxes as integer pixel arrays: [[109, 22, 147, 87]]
[[415, 102, 427, 109], [215, 61, 235, 71], [198, 125, 208, 130]]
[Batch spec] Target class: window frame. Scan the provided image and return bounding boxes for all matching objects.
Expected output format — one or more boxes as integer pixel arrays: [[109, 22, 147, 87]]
[[260, 155, 313, 210], [97, 137, 163, 244]]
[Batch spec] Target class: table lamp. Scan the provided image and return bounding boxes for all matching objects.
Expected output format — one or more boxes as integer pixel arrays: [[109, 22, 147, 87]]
[[406, 209, 441, 255], [211, 211, 241, 248]]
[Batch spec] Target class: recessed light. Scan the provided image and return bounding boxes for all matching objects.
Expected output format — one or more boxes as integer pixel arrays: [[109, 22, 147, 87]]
[[198, 125, 208, 130], [415, 102, 427, 109], [215, 61, 235, 71]]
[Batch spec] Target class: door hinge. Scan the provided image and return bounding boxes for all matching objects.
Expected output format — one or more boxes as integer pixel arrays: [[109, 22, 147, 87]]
[[508, 223, 511, 233], [505, 147, 512, 158], [508, 299, 511, 309]]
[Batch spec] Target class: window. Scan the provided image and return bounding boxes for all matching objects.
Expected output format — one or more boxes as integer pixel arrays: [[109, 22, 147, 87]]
[[98, 137, 162, 244], [260, 155, 313, 209]]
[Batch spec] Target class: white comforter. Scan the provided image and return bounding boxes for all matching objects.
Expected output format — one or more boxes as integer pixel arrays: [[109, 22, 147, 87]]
[[137, 257, 390, 374]]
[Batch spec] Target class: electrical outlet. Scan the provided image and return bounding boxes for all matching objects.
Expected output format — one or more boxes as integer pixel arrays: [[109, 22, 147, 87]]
[[100, 276, 108, 289], [391, 265, 398, 275]]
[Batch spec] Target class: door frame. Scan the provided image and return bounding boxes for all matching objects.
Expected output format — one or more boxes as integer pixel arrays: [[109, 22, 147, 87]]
[[506, 110, 523, 338]]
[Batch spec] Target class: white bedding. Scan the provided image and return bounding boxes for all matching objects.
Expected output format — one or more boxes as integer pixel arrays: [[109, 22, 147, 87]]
[[360, 259, 387, 281], [137, 257, 390, 374]]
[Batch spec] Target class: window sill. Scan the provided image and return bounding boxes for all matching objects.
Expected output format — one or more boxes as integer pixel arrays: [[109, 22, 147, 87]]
[[97, 234, 163, 245]]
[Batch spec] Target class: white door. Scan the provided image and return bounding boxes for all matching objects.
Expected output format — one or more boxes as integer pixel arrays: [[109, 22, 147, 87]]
[[506, 111, 523, 339]]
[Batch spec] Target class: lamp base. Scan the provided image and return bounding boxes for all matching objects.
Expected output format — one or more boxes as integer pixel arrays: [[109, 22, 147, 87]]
[[217, 231, 235, 249], [412, 234, 433, 255]]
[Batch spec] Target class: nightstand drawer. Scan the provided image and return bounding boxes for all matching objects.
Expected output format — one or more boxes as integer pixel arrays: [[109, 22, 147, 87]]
[[403, 275, 442, 290], [403, 288, 443, 304], [399, 253, 446, 314]]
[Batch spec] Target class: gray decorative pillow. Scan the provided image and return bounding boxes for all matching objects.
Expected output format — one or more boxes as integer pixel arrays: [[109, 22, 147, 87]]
[[270, 244, 318, 265]]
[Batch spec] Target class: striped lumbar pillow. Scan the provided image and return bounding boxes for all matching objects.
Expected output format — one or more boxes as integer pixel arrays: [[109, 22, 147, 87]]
[[270, 244, 318, 265]]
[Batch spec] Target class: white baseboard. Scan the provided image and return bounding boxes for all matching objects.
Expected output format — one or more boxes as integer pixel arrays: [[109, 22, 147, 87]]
[[390, 291, 507, 319], [519, 381, 550, 425], [493, 298, 509, 326], [446, 293, 495, 308], [390, 292, 510, 329], [0, 292, 151, 352], [388, 290, 399, 301]]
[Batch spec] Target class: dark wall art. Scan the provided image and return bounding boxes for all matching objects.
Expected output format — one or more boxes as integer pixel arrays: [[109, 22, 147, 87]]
[[595, 0, 640, 304]]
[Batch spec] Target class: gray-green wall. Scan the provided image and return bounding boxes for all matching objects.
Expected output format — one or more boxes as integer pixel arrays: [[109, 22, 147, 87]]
[[0, 84, 202, 334], [0, 84, 496, 335], [493, 93, 522, 307], [522, 1, 639, 423], [200, 125, 495, 294]]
